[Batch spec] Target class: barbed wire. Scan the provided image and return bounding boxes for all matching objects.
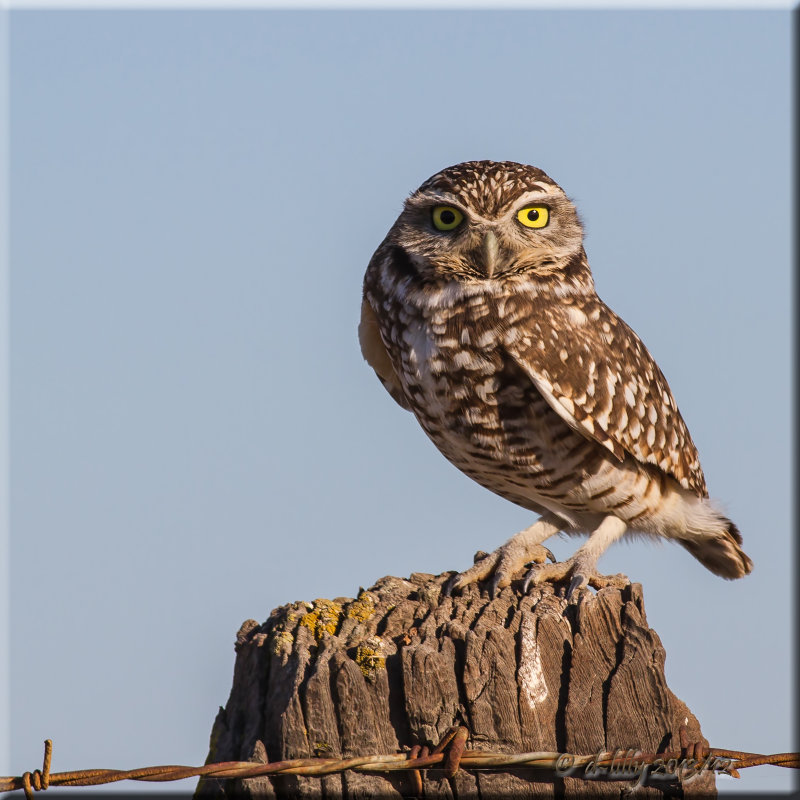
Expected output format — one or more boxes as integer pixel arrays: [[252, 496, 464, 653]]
[[2, 729, 797, 798]]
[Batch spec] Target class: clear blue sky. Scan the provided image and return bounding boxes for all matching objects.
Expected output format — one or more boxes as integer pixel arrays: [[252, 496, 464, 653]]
[[6, 9, 792, 794]]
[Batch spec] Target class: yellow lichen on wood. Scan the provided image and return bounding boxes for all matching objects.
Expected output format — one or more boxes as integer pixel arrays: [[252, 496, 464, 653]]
[[346, 590, 376, 622], [299, 599, 343, 640], [355, 636, 386, 680], [270, 630, 295, 656]]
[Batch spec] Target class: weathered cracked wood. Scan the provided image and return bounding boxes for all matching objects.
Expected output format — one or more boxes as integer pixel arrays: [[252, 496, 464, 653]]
[[197, 573, 715, 798]]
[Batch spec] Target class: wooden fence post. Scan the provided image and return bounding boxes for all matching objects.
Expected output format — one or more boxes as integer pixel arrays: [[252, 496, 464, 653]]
[[196, 572, 715, 798]]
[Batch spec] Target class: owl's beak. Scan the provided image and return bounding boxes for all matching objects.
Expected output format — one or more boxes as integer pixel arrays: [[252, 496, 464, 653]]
[[481, 230, 500, 278]]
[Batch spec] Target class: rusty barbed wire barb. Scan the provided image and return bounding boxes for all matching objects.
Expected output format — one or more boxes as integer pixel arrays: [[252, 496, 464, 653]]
[[2, 738, 798, 795], [19, 739, 51, 800]]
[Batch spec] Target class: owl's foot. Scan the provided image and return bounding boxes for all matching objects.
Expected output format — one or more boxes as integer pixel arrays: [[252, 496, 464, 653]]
[[443, 516, 561, 599], [444, 543, 556, 599], [523, 556, 629, 600]]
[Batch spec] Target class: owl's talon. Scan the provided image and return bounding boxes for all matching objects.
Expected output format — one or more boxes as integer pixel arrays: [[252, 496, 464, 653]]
[[522, 555, 627, 600], [523, 560, 562, 591], [442, 573, 460, 597], [443, 550, 501, 596], [488, 573, 503, 600], [565, 573, 588, 600], [437, 517, 563, 598]]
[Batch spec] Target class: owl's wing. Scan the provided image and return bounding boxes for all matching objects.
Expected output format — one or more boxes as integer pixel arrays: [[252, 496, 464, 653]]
[[359, 298, 412, 411], [507, 296, 708, 497]]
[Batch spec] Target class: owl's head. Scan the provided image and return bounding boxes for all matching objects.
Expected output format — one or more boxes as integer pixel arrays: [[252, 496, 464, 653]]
[[386, 161, 590, 290]]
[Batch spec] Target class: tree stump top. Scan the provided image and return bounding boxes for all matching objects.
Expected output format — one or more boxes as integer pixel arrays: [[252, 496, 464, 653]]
[[199, 572, 714, 798]]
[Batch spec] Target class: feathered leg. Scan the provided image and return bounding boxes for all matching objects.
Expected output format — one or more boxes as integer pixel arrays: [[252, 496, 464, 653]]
[[524, 515, 629, 599]]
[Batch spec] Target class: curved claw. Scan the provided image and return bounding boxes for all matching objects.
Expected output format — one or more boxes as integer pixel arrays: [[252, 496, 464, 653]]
[[442, 573, 459, 597], [522, 566, 536, 594], [488, 572, 503, 600], [544, 547, 556, 563], [565, 573, 587, 600]]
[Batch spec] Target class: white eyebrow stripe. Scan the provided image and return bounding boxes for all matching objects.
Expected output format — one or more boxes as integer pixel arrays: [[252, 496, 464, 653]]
[[507, 189, 560, 210], [499, 192, 560, 220]]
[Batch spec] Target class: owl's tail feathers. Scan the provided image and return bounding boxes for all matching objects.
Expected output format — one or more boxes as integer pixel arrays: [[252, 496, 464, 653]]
[[679, 515, 753, 579]]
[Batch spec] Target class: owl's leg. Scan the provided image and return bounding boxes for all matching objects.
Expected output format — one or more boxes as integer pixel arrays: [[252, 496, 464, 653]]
[[443, 513, 562, 598], [523, 515, 629, 599]]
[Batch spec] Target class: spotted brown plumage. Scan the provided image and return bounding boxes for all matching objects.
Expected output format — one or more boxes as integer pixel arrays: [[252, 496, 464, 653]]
[[360, 160, 752, 597]]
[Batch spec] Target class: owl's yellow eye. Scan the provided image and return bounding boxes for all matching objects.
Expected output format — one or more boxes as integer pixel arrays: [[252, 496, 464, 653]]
[[517, 206, 549, 229], [432, 206, 464, 231]]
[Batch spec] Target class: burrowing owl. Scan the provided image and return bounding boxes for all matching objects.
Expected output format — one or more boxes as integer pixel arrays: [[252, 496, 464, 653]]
[[360, 161, 752, 598]]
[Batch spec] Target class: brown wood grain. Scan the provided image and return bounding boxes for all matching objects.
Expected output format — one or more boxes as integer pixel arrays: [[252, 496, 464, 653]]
[[197, 573, 714, 798]]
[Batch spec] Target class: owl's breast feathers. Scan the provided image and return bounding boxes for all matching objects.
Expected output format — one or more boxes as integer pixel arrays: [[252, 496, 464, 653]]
[[361, 273, 708, 499]]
